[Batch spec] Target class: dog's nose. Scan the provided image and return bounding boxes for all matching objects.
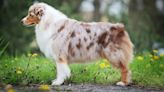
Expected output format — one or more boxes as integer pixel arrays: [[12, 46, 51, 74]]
[[21, 19, 24, 24], [21, 18, 25, 24]]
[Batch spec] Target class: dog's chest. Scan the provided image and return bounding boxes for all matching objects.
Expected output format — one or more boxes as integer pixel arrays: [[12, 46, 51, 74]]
[[35, 29, 54, 58]]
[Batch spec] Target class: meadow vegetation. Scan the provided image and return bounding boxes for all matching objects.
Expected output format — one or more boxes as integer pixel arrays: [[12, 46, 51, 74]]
[[0, 50, 164, 88]]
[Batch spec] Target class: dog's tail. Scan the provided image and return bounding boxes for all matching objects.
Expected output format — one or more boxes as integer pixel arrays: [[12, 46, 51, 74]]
[[111, 23, 134, 63]]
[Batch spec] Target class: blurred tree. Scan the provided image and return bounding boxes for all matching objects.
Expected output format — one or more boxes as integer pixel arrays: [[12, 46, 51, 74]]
[[93, 0, 101, 21], [0, 0, 34, 55], [129, 0, 164, 51]]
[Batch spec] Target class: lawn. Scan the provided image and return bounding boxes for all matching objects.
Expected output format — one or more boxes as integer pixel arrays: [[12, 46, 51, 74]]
[[0, 50, 164, 88]]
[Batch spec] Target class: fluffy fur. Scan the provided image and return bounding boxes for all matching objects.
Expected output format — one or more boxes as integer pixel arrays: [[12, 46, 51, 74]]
[[22, 2, 133, 86]]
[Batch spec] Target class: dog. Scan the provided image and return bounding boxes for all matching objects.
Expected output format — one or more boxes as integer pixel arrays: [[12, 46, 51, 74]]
[[21, 2, 133, 86]]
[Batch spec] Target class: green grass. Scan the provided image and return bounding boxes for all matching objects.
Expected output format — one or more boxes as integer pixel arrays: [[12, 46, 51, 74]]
[[0, 51, 164, 88]]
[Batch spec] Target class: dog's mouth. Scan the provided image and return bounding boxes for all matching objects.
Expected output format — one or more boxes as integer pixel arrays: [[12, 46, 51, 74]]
[[22, 22, 36, 27]]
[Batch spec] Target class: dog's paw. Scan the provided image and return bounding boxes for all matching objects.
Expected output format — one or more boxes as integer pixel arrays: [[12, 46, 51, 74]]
[[51, 79, 64, 86], [116, 81, 126, 86]]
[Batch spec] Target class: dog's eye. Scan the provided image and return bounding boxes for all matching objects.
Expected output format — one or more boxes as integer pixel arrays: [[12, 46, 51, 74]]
[[29, 14, 34, 17]]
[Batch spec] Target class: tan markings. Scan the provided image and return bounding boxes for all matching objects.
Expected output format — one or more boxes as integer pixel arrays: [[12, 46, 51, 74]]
[[59, 56, 68, 64], [27, 15, 40, 25], [120, 63, 129, 84]]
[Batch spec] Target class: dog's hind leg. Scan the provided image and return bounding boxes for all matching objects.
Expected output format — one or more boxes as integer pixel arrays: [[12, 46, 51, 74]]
[[52, 56, 71, 85], [102, 49, 132, 86], [116, 62, 131, 86]]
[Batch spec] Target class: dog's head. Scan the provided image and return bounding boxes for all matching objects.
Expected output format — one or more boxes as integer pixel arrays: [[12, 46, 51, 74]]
[[21, 2, 46, 26]]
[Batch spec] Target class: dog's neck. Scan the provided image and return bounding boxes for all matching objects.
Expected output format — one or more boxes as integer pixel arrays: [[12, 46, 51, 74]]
[[34, 5, 69, 57], [36, 5, 68, 31]]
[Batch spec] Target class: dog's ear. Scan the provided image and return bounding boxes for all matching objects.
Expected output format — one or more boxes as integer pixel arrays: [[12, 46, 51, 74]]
[[34, 6, 45, 17]]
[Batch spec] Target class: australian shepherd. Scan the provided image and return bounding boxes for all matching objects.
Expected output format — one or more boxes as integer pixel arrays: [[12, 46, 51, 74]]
[[21, 2, 133, 86]]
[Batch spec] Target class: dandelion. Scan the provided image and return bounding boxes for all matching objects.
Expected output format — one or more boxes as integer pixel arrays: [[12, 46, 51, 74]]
[[39, 84, 50, 91], [31, 53, 38, 57], [153, 56, 159, 60], [5, 84, 15, 92], [160, 64, 163, 68], [137, 56, 144, 61], [16, 70, 22, 74], [100, 63, 106, 68], [99, 63, 109, 68], [160, 54, 164, 57], [6, 88, 15, 92], [153, 50, 158, 53]]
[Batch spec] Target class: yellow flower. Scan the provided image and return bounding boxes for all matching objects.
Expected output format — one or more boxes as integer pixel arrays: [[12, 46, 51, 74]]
[[100, 63, 105, 68], [137, 56, 144, 61], [5, 84, 15, 92], [99, 63, 109, 68], [153, 50, 158, 53], [6, 89, 15, 92], [160, 54, 164, 57], [160, 64, 163, 67], [153, 56, 159, 60], [39, 85, 50, 91], [16, 70, 22, 74], [32, 53, 38, 57]]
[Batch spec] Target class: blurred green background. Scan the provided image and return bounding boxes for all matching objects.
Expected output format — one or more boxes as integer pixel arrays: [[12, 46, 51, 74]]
[[0, 0, 164, 55]]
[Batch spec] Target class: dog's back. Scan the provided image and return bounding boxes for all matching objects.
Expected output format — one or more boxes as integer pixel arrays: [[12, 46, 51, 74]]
[[51, 19, 133, 66]]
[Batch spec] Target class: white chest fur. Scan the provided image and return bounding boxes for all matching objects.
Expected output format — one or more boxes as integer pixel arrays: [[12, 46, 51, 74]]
[[35, 26, 54, 58]]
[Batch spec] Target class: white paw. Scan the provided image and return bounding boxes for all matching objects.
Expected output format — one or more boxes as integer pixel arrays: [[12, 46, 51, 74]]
[[51, 79, 64, 85], [116, 81, 126, 86]]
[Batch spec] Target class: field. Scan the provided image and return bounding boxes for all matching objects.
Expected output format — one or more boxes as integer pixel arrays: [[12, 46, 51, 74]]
[[0, 50, 164, 89]]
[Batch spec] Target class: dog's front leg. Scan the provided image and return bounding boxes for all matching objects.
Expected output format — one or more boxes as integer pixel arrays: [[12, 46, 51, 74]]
[[52, 58, 71, 85]]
